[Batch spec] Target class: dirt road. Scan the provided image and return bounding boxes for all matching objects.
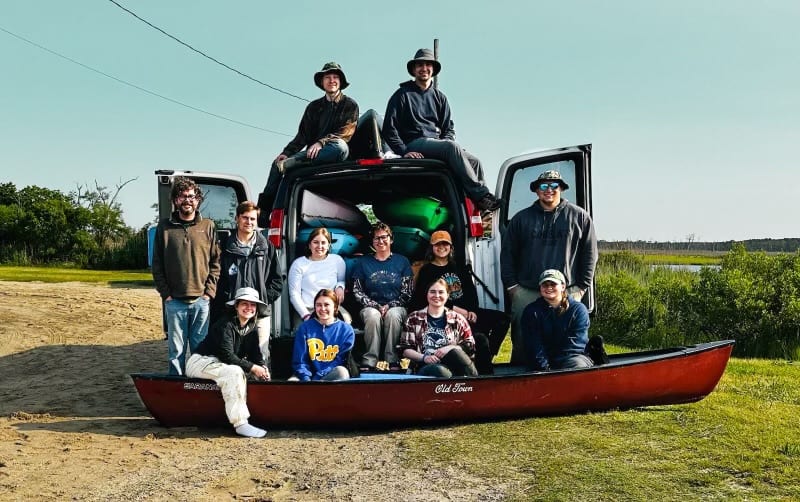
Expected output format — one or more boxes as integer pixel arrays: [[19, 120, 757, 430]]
[[0, 281, 507, 501]]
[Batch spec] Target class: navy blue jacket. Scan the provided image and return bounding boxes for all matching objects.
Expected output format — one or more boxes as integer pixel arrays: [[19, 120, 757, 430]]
[[521, 297, 590, 371], [383, 81, 455, 155]]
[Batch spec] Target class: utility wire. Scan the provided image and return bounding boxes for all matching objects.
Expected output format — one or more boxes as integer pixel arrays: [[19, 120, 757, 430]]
[[0, 25, 293, 137], [107, 0, 310, 103]]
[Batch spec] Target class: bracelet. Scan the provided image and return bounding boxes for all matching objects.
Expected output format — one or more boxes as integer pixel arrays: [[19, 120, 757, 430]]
[[420, 354, 426, 363]]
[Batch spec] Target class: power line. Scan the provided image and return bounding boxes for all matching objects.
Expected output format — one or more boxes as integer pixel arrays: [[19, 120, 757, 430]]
[[107, 0, 310, 103], [0, 25, 293, 137]]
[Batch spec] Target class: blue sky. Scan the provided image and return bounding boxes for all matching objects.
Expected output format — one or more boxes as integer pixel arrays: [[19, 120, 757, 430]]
[[2, 1, 798, 241]]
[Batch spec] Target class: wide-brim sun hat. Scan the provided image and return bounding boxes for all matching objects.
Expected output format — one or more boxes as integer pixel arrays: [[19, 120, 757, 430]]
[[429, 230, 452, 245], [226, 287, 268, 315], [538, 269, 567, 286], [530, 169, 570, 192], [314, 62, 349, 90], [406, 48, 441, 77]]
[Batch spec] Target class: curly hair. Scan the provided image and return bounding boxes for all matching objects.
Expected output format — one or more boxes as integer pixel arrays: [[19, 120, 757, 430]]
[[170, 177, 204, 203]]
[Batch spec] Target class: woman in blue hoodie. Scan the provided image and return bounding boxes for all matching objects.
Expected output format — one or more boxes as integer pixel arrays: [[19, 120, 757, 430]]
[[521, 269, 593, 371], [290, 289, 355, 381]]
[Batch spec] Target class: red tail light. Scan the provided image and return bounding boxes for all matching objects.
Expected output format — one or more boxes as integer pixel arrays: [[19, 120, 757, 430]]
[[357, 158, 384, 166], [268, 208, 284, 248], [466, 199, 484, 237]]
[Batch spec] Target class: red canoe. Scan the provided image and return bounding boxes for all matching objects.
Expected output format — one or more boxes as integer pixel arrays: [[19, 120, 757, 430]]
[[131, 340, 734, 429]]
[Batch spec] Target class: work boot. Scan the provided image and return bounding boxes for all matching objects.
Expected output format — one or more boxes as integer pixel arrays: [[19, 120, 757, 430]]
[[476, 193, 502, 212]]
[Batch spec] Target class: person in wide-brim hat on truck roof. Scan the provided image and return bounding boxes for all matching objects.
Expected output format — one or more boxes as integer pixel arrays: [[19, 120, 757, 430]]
[[383, 48, 502, 213], [259, 61, 359, 211]]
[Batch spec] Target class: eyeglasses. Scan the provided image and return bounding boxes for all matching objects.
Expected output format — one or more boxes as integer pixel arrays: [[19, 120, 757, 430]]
[[177, 194, 198, 201], [373, 235, 391, 242], [537, 182, 561, 192]]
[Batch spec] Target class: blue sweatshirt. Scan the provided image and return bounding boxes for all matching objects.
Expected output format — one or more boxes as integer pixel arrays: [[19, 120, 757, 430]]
[[351, 253, 413, 308], [292, 318, 355, 381], [383, 80, 455, 155], [521, 297, 590, 371]]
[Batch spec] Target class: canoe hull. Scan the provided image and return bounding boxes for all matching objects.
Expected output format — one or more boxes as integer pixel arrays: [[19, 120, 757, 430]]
[[131, 340, 734, 429]]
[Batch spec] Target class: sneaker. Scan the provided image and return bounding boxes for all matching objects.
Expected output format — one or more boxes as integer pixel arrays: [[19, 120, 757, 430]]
[[382, 151, 401, 160], [476, 194, 502, 212], [235, 423, 267, 438]]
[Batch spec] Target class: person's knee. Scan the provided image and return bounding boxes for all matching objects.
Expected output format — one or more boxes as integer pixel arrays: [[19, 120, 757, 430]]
[[361, 308, 381, 326]]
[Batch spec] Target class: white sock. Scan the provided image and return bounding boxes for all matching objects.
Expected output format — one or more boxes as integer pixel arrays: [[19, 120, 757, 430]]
[[235, 423, 267, 438]]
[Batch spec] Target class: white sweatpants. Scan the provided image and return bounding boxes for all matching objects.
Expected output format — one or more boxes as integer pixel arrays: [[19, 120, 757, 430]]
[[186, 354, 250, 428]]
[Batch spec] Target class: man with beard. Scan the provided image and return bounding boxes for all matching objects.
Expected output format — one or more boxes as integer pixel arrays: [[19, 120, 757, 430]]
[[259, 62, 359, 211], [500, 170, 598, 365], [382, 48, 501, 213], [152, 177, 221, 375]]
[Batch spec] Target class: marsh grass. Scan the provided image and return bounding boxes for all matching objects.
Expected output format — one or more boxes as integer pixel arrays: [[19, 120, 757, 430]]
[[404, 358, 800, 499], [0, 266, 152, 286]]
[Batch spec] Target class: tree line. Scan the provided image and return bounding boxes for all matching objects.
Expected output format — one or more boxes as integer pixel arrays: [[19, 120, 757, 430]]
[[0, 181, 148, 269], [600, 239, 800, 253]]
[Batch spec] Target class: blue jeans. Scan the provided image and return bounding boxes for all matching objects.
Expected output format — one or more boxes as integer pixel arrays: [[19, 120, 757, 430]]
[[259, 139, 349, 210], [406, 137, 489, 202], [166, 297, 210, 375]]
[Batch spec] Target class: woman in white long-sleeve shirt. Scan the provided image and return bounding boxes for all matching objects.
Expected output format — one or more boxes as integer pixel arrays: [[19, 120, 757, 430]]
[[288, 227, 351, 329]]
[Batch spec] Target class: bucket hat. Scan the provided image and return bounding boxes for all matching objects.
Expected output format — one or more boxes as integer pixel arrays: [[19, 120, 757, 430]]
[[226, 287, 268, 316], [314, 62, 350, 90], [407, 48, 441, 77], [530, 170, 570, 192], [538, 269, 567, 286]]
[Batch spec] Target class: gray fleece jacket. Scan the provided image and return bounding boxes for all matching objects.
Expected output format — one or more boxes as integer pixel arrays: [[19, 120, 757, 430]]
[[500, 199, 598, 291]]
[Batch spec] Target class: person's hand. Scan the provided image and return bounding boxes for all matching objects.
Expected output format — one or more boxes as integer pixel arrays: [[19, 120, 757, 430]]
[[335, 286, 345, 304], [306, 142, 323, 159], [403, 151, 424, 159], [250, 365, 270, 381], [466, 311, 477, 323], [201, 294, 210, 301], [434, 345, 454, 359], [274, 153, 288, 164], [379, 305, 389, 317], [422, 353, 440, 364]]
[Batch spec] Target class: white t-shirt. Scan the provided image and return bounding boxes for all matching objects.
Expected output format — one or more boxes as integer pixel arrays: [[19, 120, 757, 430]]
[[288, 254, 346, 317]]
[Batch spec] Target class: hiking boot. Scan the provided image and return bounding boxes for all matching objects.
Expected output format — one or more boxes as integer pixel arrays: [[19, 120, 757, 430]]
[[476, 194, 502, 212]]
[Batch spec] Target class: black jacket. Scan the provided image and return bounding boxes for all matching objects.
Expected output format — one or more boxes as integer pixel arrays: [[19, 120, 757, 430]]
[[212, 231, 283, 322], [194, 315, 264, 373]]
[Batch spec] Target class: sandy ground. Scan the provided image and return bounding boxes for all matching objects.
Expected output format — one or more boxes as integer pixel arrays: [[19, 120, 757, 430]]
[[0, 281, 509, 501]]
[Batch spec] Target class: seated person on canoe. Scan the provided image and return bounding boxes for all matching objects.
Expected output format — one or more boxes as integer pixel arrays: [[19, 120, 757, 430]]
[[399, 277, 478, 378], [288, 227, 351, 329], [351, 222, 414, 371], [211, 201, 283, 369], [259, 62, 359, 210], [290, 289, 355, 381], [185, 287, 270, 438], [409, 230, 510, 375], [521, 269, 593, 371]]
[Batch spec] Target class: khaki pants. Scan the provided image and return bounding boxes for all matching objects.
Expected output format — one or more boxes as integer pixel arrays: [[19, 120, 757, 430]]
[[186, 354, 250, 428]]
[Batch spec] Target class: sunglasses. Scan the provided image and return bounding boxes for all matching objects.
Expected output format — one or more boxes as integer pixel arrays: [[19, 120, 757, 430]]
[[537, 182, 561, 192]]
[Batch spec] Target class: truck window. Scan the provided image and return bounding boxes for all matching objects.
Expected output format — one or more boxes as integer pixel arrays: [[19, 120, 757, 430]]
[[197, 183, 239, 230]]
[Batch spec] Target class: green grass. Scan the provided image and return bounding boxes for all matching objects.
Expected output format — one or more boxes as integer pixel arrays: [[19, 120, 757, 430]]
[[404, 357, 800, 499], [0, 265, 153, 286], [601, 252, 722, 266]]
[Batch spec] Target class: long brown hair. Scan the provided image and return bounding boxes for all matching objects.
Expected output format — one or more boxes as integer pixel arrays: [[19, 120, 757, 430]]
[[305, 227, 332, 257]]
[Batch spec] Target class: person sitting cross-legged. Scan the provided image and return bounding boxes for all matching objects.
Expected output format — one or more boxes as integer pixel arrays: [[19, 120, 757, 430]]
[[399, 278, 478, 378]]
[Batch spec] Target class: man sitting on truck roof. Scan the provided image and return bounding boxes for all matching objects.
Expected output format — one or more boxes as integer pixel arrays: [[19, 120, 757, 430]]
[[382, 48, 501, 213], [259, 62, 359, 210]]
